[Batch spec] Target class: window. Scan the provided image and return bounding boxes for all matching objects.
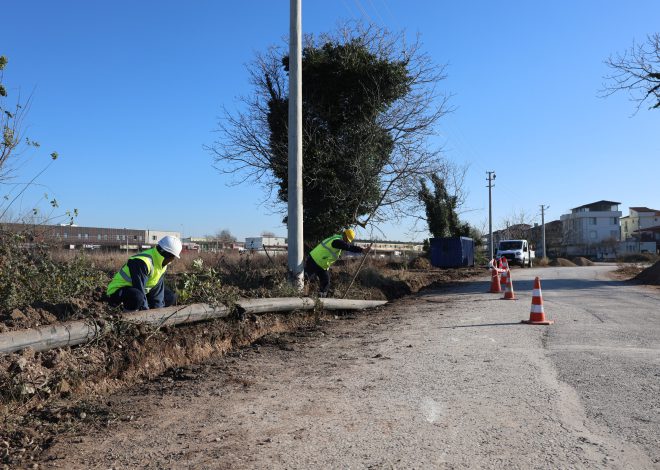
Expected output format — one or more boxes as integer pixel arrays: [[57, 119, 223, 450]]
[[84, 234, 88, 239], [152, 235, 157, 241], [589, 230, 597, 240], [612, 218, 618, 225], [63, 233, 68, 239], [116, 235, 120, 241], [103, 234, 108, 240], [78, 233, 82, 239], [589, 217, 597, 225]]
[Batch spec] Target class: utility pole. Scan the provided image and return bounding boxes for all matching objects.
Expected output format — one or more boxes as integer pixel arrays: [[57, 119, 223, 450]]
[[486, 171, 496, 261], [540, 204, 549, 259], [287, 0, 304, 290]]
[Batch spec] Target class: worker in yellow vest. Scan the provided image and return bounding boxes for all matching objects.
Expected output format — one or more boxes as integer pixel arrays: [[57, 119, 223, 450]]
[[304, 228, 369, 297], [106, 236, 182, 311]]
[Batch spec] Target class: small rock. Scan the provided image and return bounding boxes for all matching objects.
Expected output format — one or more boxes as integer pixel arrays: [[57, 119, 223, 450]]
[[58, 380, 71, 395], [10, 309, 26, 321], [12, 357, 29, 372]]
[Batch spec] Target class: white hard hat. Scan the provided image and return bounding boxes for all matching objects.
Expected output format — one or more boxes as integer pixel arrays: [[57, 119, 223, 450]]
[[158, 236, 182, 258]]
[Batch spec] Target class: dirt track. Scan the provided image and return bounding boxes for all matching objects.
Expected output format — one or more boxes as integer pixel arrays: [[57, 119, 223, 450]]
[[41, 266, 660, 469]]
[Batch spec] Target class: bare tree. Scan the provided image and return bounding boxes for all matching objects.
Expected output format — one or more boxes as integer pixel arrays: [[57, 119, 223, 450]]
[[602, 33, 660, 112], [0, 55, 73, 225], [0, 55, 33, 183], [498, 209, 534, 240]]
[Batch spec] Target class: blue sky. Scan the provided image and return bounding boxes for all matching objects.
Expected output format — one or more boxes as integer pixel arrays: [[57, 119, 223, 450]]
[[1, 0, 658, 241]]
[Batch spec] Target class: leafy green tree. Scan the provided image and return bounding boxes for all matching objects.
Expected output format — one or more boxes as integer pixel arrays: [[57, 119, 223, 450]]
[[209, 24, 449, 244], [418, 173, 474, 239]]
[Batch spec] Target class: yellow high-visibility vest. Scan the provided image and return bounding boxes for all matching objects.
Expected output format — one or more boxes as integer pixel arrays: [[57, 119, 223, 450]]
[[309, 234, 343, 270], [106, 247, 167, 296]]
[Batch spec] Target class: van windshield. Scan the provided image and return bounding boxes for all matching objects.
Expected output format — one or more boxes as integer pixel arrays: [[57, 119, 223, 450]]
[[499, 241, 522, 250]]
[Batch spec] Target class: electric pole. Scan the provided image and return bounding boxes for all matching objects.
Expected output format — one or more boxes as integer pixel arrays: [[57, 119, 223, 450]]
[[540, 204, 549, 259], [287, 0, 304, 290], [487, 171, 496, 261]]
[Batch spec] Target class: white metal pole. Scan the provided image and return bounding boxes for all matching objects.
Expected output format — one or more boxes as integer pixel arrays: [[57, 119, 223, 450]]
[[288, 0, 304, 290], [487, 171, 496, 261]]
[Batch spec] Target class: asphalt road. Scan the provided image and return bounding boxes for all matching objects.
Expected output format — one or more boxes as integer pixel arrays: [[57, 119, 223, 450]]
[[44, 265, 660, 469]]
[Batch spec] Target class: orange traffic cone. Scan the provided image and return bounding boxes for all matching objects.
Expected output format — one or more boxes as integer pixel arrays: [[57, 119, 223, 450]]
[[489, 268, 502, 293], [500, 268, 508, 291], [502, 269, 516, 300], [522, 277, 554, 325], [500, 260, 508, 286]]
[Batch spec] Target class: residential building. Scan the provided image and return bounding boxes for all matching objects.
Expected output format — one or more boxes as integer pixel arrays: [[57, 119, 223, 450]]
[[484, 224, 532, 253], [560, 200, 622, 258], [620, 207, 660, 240], [528, 220, 563, 258]]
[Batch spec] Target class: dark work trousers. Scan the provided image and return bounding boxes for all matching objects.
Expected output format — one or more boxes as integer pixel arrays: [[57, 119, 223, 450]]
[[108, 285, 177, 311], [304, 256, 331, 295]]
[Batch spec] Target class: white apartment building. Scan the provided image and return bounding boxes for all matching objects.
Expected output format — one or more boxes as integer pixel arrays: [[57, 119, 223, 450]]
[[560, 200, 622, 258]]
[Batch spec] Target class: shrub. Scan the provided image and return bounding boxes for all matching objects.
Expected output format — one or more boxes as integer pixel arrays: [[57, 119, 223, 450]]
[[0, 231, 107, 314]]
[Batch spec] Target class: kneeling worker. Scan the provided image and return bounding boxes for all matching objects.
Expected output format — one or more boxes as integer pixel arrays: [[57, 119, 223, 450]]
[[107, 235, 182, 311], [305, 228, 369, 297]]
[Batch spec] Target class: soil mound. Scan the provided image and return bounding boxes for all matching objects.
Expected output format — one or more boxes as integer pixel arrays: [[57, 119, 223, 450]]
[[549, 258, 577, 267], [409, 257, 431, 269], [634, 260, 660, 285], [573, 257, 595, 266]]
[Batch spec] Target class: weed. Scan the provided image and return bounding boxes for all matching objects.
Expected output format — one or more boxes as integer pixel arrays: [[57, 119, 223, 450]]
[[0, 230, 106, 314], [175, 258, 241, 308]]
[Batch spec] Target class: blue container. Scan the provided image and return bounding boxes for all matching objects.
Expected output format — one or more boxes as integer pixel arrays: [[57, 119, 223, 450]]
[[429, 237, 475, 268]]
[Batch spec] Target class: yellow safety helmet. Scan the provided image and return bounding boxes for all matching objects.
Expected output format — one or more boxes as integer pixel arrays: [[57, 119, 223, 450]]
[[343, 228, 356, 243]]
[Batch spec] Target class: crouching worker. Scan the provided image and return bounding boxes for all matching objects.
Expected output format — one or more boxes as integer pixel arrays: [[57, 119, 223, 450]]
[[106, 236, 182, 311], [304, 228, 369, 298]]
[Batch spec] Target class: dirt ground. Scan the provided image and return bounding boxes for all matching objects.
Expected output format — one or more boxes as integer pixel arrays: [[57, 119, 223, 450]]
[[2, 261, 658, 468], [0, 266, 484, 468], [34, 265, 660, 469]]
